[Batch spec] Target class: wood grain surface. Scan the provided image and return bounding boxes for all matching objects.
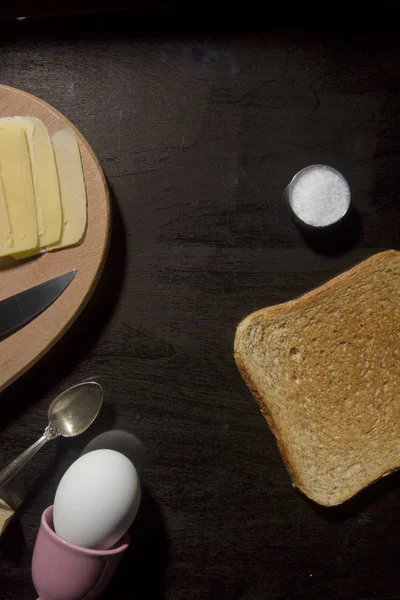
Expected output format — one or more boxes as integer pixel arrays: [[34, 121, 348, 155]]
[[1, 10, 400, 600], [0, 85, 110, 393]]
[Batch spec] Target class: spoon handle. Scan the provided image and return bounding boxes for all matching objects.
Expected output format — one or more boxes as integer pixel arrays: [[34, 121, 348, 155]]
[[0, 426, 55, 489]]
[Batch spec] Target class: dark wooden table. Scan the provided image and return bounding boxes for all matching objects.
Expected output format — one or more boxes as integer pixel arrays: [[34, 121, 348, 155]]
[[1, 10, 400, 599]]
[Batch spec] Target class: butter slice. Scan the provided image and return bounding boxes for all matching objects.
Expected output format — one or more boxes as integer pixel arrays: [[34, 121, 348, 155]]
[[0, 175, 12, 253], [47, 127, 87, 250], [24, 117, 62, 245], [1, 117, 62, 247], [0, 125, 37, 256]]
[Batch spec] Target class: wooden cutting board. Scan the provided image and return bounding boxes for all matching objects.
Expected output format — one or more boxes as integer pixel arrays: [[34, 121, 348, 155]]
[[0, 85, 110, 393]]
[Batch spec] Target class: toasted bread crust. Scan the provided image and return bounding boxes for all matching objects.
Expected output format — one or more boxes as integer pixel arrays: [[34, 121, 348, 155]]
[[235, 356, 302, 491], [234, 250, 400, 506]]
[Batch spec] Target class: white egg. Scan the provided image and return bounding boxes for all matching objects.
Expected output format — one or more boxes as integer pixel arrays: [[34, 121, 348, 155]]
[[53, 449, 141, 550]]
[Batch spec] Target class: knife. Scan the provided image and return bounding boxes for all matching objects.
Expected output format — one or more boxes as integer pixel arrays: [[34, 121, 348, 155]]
[[0, 270, 76, 341]]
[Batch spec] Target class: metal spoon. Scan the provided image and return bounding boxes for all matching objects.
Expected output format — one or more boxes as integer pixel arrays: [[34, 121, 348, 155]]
[[0, 381, 103, 489]]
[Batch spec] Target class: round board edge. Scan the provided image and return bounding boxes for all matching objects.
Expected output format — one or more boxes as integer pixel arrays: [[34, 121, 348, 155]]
[[0, 84, 111, 393]]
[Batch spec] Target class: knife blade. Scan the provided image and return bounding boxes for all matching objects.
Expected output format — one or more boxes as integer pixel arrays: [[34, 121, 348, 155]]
[[0, 270, 76, 340]]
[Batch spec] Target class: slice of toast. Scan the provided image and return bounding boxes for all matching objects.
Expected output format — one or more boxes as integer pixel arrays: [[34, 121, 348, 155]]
[[234, 250, 400, 506]]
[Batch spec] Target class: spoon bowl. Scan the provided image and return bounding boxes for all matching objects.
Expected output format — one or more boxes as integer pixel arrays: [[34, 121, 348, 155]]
[[48, 382, 103, 438]]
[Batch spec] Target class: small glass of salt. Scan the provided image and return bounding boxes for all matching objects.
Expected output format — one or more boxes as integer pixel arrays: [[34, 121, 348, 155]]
[[285, 165, 351, 228]]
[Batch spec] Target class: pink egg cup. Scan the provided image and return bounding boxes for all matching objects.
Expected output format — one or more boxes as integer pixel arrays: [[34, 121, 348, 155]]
[[32, 506, 130, 600]]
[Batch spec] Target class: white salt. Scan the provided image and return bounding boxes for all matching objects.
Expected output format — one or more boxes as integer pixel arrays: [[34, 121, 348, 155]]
[[289, 165, 350, 227]]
